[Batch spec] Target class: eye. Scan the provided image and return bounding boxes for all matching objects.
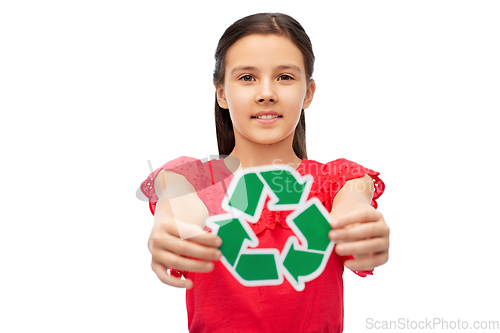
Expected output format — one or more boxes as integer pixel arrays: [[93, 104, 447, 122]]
[[239, 75, 255, 82], [278, 74, 293, 81]]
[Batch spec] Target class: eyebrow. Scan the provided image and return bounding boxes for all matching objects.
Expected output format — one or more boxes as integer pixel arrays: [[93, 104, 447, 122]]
[[230, 64, 302, 74]]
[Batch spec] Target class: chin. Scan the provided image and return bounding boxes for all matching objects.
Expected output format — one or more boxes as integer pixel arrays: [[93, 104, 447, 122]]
[[255, 136, 289, 146]]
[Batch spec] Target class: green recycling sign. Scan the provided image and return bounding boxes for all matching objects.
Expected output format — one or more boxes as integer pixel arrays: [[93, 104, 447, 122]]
[[205, 165, 334, 292]]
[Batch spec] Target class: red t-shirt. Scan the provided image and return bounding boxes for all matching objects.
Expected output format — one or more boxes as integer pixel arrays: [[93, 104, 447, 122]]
[[141, 157, 384, 333]]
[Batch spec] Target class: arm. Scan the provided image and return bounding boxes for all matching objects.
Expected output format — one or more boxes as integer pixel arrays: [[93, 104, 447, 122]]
[[148, 170, 222, 289], [154, 170, 210, 230], [329, 174, 390, 272]]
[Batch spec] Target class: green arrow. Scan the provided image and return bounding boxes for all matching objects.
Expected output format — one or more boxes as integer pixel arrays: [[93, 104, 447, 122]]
[[282, 242, 324, 283], [292, 203, 331, 252], [235, 253, 279, 281], [214, 218, 251, 266], [228, 173, 264, 218], [260, 170, 306, 205]]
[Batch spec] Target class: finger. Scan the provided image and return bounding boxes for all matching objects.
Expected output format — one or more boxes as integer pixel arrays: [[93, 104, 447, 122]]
[[330, 207, 382, 229], [343, 251, 389, 271], [151, 261, 193, 289], [188, 231, 223, 248], [329, 221, 389, 242], [152, 237, 222, 261], [154, 250, 216, 273], [335, 237, 389, 256], [161, 217, 222, 248]]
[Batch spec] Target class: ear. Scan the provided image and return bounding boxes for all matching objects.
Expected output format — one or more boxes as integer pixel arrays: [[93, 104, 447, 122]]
[[302, 79, 316, 109], [215, 85, 228, 109]]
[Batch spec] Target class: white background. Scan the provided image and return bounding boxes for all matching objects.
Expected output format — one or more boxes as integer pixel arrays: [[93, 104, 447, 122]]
[[1, 1, 499, 332]]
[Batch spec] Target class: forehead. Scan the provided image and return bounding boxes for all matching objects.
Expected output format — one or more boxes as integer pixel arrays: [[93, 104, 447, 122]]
[[225, 34, 305, 72]]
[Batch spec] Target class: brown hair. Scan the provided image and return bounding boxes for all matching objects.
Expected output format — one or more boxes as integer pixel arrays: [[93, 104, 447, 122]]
[[213, 13, 315, 159]]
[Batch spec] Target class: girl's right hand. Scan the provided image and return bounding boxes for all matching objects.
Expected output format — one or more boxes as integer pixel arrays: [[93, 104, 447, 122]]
[[148, 216, 222, 289]]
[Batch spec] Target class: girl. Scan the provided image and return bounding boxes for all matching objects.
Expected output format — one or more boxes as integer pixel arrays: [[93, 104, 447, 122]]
[[141, 12, 389, 333]]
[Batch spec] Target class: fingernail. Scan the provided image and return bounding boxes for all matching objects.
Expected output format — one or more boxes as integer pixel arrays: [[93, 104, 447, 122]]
[[215, 237, 222, 247], [330, 231, 338, 239], [214, 250, 222, 260]]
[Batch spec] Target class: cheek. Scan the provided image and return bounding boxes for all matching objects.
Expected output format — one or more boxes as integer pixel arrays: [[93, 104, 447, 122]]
[[280, 87, 306, 108], [226, 88, 252, 110]]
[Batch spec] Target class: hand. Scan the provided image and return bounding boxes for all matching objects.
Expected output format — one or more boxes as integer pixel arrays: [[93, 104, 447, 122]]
[[329, 203, 390, 271], [148, 216, 222, 289]]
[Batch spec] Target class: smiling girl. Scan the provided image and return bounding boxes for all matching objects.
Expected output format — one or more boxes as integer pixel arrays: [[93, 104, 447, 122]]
[[141, 12, 389, 333]]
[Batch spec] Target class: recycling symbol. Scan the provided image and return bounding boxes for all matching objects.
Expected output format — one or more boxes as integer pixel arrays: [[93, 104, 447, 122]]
[[205, 164, 334, 292]]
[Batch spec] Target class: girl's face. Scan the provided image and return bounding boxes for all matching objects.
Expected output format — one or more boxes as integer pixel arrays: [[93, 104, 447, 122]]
[[216, 34, 315, 148]]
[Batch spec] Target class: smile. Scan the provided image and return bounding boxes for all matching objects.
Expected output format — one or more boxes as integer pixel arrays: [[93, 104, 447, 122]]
[[252, 115, 282, 124], [251, 115, 283, 119]]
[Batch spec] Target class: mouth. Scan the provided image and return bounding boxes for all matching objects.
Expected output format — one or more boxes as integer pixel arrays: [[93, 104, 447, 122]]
[[251, 110, 281, 119], [251, 115, 283, 120]]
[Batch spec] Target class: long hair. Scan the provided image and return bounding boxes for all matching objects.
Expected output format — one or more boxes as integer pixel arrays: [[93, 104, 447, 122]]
[[213, 13, 315, 159]]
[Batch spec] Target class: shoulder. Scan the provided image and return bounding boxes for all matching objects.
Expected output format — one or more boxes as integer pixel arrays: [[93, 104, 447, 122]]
[[141, 156, 208, 202], [303, 157, 385, 208], [151, 157, 210, 225], [154, 168, 196, 200]]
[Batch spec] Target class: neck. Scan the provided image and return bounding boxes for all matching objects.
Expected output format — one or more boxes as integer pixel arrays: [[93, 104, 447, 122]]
[[227, 130, 303, 170]]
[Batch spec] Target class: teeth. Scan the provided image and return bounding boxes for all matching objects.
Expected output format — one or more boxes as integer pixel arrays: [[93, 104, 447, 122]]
[[256, 115, 279, 119]]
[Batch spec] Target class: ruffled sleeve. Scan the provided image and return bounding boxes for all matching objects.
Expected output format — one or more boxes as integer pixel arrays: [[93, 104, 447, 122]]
[[324, 158, 385, 277], [140, 156, 211, 216], [322, 158, 385, 210]]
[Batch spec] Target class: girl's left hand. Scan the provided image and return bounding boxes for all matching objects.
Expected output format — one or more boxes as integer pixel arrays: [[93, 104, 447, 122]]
[[329, 203, 390, 272]]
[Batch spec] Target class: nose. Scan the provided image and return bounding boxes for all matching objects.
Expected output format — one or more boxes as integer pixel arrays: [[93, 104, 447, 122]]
[[255, 80, 277, 104]]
